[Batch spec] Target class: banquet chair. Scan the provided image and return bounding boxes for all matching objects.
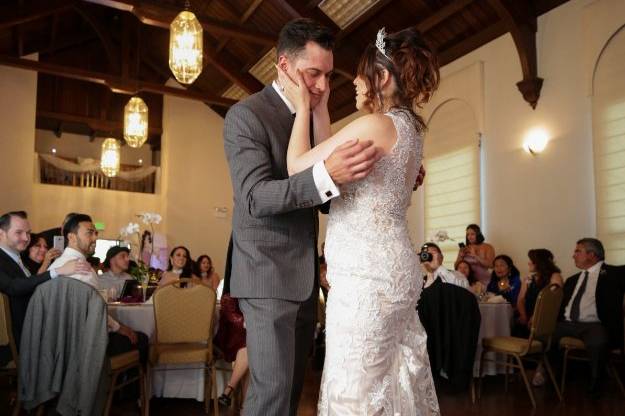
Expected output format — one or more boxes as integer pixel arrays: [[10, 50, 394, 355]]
[[478, 284, 563, 407], [104, 350, 147, 416], [148, 281, 218, 415], [0, 293, 20, 416], [559, 292, 625, 398]]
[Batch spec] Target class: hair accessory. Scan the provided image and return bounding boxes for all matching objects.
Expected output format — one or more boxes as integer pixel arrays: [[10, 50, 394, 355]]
[[375, 27, 390, 59]]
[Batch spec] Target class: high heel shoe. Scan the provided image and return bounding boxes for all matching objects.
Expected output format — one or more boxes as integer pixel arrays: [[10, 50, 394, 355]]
[[218, 384, 234, 407]]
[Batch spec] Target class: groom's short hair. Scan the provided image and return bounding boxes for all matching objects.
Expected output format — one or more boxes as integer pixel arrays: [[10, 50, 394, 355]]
[[277, 18, 335, 58]]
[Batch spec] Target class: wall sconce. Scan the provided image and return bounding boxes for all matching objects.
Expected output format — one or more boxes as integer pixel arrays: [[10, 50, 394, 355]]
[[523, 128, 549, 155]]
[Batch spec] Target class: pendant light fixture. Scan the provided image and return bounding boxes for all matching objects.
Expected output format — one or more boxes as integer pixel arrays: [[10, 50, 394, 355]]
[[124, 96, 149, 148], [101, 138, 121, 177], [169, 0, 203, 84]]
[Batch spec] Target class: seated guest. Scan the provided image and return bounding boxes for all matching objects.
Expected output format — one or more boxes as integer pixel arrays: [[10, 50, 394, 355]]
[[515, 249, 564, 336], [455, 224, 495, 285], [158, 246, 198, 287], [455, 260, 484, 296], [214, 238, 248, 409], [49, 214, 148, 362], [421, 243, 470, 290], [21, 233, 61, 275], [195, 254, 221, 291], [99, 246, 132, 299], [550, 238, 625, 397], [486, 254, 521, 305], [0, 211, 89, 366], [514, 248, 563, 387]]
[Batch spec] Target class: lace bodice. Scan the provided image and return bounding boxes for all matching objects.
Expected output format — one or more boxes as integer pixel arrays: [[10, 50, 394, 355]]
[[319, 109, 439, 415]]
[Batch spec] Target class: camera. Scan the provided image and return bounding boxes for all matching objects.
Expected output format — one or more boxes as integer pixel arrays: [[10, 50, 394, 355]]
[[458, 242, 466, 249], [419, 246, 433, 263]]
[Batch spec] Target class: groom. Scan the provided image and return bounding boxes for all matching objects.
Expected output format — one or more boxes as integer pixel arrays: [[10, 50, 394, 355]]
[[223, 18, 380, 415]]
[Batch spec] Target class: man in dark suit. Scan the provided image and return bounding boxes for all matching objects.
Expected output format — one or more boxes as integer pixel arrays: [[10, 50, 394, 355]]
[[0, 211, 89, 366], [552, 238, 625, 396], [223, 19, 381, 416]]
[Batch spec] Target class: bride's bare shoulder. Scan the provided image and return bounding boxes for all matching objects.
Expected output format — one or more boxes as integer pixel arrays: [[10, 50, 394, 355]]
[[340, 113, 396, 138]]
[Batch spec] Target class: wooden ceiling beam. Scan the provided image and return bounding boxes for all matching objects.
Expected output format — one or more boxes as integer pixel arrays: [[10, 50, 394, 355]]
[[0, 54, 237, 107], [215, 0, 265, 54], [83, 0, 276, 46], [205, 46, 264, 94], [37, 110, 162, 136], [274, 0, 339, 32], [73, 3, 119, 72], [437, 20, 508, 65], [417, 0, 475, 33], [487, 0, 542, 108], [0, 0, 75, 30]]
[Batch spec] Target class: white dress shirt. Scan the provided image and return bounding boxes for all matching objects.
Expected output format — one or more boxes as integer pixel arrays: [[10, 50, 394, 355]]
[[564, 261, 602, 323], [0, 245, 58, 278], [272, 81, 340, 203], [50, 247, 121, 331], [424, 266, 471, 290]]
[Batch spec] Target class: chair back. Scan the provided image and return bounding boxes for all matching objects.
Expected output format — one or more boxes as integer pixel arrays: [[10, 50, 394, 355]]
[[528, 283, 563, 349], [153, 282, 216, 344], [0, 293, 18, 366]]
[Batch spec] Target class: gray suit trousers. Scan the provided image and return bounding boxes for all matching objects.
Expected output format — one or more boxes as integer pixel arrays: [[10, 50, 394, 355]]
[[239, 288, 317, 416]]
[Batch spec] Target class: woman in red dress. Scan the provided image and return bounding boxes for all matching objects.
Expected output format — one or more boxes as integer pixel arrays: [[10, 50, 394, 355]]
[[214, 237, 248, 407]]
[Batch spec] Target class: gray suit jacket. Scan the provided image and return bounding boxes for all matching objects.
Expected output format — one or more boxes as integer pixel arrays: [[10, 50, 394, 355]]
[[223, 85, 323, 301]]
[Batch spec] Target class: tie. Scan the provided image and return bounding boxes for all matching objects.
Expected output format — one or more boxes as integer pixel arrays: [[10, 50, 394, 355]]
[[17, 256, 32, 277], [570, 271, 588, 322]]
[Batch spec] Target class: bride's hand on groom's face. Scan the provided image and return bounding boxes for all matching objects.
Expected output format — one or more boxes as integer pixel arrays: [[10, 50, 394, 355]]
[[325, 140, 381, 185], [276, 65, 310, 112]]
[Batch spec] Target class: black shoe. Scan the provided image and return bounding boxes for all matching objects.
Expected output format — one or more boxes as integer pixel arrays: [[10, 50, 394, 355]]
[[218, 385, 234, 407]]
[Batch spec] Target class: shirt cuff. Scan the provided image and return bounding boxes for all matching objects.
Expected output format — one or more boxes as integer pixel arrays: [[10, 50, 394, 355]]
[[313, 161, 340, 203], [49, 268, 58, 279]]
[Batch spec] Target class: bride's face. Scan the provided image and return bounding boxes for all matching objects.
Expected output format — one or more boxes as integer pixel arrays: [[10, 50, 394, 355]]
[[353, 76, 371, 112]]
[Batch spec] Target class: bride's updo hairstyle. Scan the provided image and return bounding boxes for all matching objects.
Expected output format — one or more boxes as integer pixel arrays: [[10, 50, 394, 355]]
[[357, 27, 440, 132]]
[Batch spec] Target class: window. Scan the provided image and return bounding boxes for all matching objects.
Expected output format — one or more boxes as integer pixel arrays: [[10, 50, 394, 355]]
[[423, 99, 480, 268], [593, 25, 625, 264]]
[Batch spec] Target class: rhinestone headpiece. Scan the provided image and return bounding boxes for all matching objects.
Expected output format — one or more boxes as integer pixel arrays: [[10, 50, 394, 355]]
[[375, 27, 390, 59]]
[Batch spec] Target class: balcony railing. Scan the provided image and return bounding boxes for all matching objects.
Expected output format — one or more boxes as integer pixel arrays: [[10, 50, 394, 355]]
[[38, 153, 157, 194]]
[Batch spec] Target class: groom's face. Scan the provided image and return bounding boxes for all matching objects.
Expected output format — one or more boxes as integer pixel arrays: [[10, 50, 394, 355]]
[[281, 41, 333, 109]]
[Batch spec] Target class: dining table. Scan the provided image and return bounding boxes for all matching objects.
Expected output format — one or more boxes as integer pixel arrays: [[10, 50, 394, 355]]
[[474, 301, 514, 377], [108, 301, 229, 401]]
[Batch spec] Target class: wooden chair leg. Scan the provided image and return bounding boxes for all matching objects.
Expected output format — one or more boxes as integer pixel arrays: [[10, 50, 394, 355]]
[[504, 355, 508, 393], [543, 355, 562, 401], [609, 363, 625, 398], [145, 363, 152, 416], [103, 371, 120, 416], [212, 366, 219, 416], [470, 377, 476, 404], [138, 366, 147, 416], [513, 354, 535, 408], [478, 349, 486, 400], [204, 366, 210, 415], [560, 348, 570, 396]]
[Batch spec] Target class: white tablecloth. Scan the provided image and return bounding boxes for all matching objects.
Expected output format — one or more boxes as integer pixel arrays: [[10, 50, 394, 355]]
[[474, 302, 514, 377], [108, 303, 228, 401]]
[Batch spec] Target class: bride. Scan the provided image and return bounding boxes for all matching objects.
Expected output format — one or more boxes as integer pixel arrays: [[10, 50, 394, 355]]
[[278, 27, 441, 415]]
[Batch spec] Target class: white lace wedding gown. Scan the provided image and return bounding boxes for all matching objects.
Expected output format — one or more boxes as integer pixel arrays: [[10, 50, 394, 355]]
[[318, 109, 440, 415]]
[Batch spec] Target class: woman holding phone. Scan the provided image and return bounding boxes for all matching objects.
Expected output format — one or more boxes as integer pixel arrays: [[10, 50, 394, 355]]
[[454, 224, 495, 285]]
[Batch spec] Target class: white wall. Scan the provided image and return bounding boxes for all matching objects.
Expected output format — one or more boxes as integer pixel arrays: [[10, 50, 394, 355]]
[[0, 55, 38, 214], [408, 0, 624, 277], [161, 94, 233, 275]]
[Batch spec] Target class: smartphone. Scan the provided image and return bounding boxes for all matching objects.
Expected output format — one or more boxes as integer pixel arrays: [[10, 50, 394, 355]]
[[458, 242, 466, 249], [53, 235, 65, 251]]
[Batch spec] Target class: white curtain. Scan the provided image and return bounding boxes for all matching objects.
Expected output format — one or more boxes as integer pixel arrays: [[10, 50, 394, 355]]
[[38, 153, 157, 182]]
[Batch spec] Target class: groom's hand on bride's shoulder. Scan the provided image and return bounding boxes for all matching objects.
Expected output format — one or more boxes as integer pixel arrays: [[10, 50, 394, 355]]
[[325, 139, 381, 185]]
